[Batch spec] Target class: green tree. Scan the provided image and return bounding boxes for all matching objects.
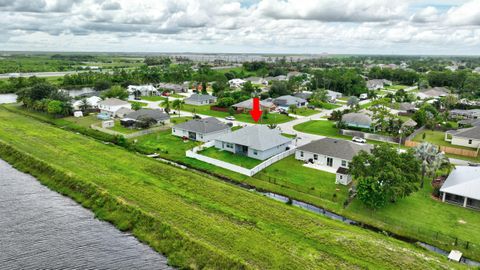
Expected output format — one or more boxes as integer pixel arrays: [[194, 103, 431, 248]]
[[347, 96, 359, 109], [242, 81, 255, 94], [172, 99, 184, 117], [289, 104, 298, 114], [79, 98, 90, 112], [413, 143, 450, 189], [131, 102, 142, 111], [162, 97, 170, 114], [102, 85, 129, 100], [47, 100, 64, 116]]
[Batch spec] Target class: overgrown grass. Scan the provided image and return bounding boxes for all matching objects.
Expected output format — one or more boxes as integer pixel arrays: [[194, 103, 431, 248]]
[[0, 106, 459, 269]]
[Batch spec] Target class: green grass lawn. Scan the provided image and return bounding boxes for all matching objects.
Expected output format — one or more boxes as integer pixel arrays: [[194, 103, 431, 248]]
[[294, 120, 351, 139], [129, 101, 148, 107], [359, 102, 373, 109], [0, 107, 458, 269], [140, 96, 166, 102], [107, 120, 139, 134], [413, 130, 474, 150], [319, 102, 342, 110], [199, 147, 263, 169], [289, 107, 319, 116], [167, 104, 295, 124], [169, 116, 193, 125], [385, 85, 408, 91], [170, 93, 185, 98]]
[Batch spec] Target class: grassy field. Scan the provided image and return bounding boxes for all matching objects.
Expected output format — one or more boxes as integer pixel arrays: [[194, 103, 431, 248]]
[[141, 96, 167, 102], [293, 120, 351, 139], [170, 104, 295, 124], [0, 107, 461, 269], [199, 147, 263, 169], [129, 101, 148, 107], [289, 107, 319, 116]]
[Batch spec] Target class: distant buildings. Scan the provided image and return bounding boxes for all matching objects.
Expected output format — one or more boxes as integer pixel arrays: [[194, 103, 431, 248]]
[[98, 98, 132, 117], [172, 117, 230, 142], [228, 78, 246, 88], [122, 109, 170, 126], [232, 98, 276, 112], [127, 85, 159, 96], [272, 95, 308, 110], [184, 94, 217, 106], [445, 126, 480, 149], [366, 79, 392, 90], [416, 87, 449, 100], [341, 111, 374, 130]]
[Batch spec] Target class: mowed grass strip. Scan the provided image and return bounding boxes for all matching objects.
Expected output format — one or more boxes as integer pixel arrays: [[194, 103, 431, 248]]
[[0, 107, 460, 269]]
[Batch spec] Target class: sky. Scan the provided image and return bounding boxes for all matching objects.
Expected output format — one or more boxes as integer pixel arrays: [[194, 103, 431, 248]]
[[1, 0, 480, 55]]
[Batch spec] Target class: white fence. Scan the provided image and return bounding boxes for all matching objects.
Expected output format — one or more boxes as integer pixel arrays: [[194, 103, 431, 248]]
[[186, 142, 295, 176]]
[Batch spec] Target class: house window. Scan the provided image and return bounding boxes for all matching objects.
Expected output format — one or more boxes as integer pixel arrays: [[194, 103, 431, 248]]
[[313, 154, 318, 160], [469, 139, 473, 144], [339, 175, 343, 180], [173, 129, 175, 132], [253, 150, 258, 155], [226, 143, 233, 149], [341, 160, 347, 167], [300, 151, 304, 157], [327, 157, 333, 167]]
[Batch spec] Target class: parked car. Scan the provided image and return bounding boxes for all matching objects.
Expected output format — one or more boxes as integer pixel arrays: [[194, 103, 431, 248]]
[[352, 136, 366, 143], [307, 105, 316, 110], [359, 93, 368, 100], [226, 122, 233, 127], [162, 91, 170, 96], [225, 116, 235, 121]]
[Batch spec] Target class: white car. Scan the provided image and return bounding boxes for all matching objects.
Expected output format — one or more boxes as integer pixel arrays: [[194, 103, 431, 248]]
[[352, 136, 366, 144], [225, 116, 235, 121]]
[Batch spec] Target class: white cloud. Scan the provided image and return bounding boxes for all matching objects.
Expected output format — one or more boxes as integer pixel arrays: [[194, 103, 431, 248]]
[[0, 0, 479, 54]]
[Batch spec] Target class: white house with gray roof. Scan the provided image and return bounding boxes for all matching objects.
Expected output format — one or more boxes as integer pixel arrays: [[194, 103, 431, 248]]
[[272, 95, 307, 109], [295, 138, 373, 185], [98, 98, 132, 117], [184, 94, 217, 106], [214, 125, 292, 160], [440, 166, 480, 210], [123, 109, 170, 125], [445, 126, 480, 149], [172, 117, 230, 142], [341, 111, 375, 130]]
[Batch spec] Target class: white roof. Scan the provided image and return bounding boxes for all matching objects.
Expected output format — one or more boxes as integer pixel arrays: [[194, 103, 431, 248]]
[[448, 250, 462, 262], [98, 98, 130, 106], [440, 166, 480, 200], [127, 85, 158, 93]]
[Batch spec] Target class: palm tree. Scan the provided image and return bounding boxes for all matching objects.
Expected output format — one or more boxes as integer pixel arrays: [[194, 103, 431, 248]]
[[347, 96, 359, 110], [172, 99, 184, 117], [161, 97, 170, 114], [79, 98, 90, 112], [413, 142, 450, 189]]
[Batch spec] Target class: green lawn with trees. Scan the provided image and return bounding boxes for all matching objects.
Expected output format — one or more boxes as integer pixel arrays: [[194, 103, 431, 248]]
[[0, 107, 459, 269]]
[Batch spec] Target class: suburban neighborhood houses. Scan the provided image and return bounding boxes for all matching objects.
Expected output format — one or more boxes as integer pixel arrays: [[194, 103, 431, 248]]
[[172, 117, 230, 142]]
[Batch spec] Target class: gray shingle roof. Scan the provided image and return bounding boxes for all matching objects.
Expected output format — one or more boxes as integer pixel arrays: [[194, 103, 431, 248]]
[[173, 117, 229, 134], [125, 109, 170, 121], [398, 102, 416, 111], [215, 125, 292, 151], [232, 99, 275, 110], [342, 112, 373, 127], [297, 138, 373, 160], [447, 126, 480, 139], [185, 94, 216, 103], [440, 166, 480, 200], [98, 98, 130, 106], [273, 95, 307, 106]]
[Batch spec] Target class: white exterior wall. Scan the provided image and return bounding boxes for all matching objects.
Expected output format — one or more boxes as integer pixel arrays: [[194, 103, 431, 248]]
[[214, 140, 291, 160], [336, 173, 352, 185], [451, 136, 480, 149], [98, 103, 131, 116], [295, 150, 350, 171], [184, 98, 216, 106], [172, 127, 230, 142]]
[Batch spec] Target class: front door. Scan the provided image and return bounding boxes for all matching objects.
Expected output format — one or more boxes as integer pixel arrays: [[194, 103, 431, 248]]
[[188, 131, 196, 140], [326, 157, 333, 167]]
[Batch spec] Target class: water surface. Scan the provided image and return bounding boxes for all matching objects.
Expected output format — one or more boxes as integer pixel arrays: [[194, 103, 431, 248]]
[[0, 159, 172, 270]]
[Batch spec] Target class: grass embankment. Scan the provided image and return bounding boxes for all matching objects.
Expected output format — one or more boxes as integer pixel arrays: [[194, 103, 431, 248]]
[[0, 107, 462, 269], [199, 147, 263, 169], [5, 104, 480, 261]]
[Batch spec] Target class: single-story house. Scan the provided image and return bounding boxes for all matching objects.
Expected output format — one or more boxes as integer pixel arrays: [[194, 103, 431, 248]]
[[273, 75, 287, 81], [245, 77, 267, 85], [450, 109, 480, 119], [416, 87, 449, 100], [214, 125, 292, 160], [445, 126, 480, 149], [326, 90, 343, 102], [72, 96, 102, 110], [396, 102, 416, 114], [458, 119, 480, 128], [184, 94, 217, 106], [402, 119, 418, 128], [172, 117, 230, 142], [98, 98, 132, 117], [341, 111, 375, 130], [156, 83, 187, 93], [122, 109, 170, 126], [287, 71, 302, 79], [474, 67, 480, 74], [440, 166, 480, 210], [115, 107, 134, 118], [272, 95, 308, 109], [295, 138, 373, 185], [127, 85, 159, 96], [367, 79, 392, 90], [294, 91, 312, 100], [228, 78, 246, 88], [232, 98, 276, 112]]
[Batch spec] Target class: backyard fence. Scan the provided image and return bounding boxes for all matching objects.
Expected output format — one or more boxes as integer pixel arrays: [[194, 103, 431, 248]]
[[339, 129, 398, 143], [404, 140, 479, 158], [186, 142, 295, 176]]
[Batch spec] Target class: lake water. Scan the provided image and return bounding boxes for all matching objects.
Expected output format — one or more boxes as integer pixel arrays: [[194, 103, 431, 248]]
[[0, 159, 173, 270], [0, 93, 17, 104]]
